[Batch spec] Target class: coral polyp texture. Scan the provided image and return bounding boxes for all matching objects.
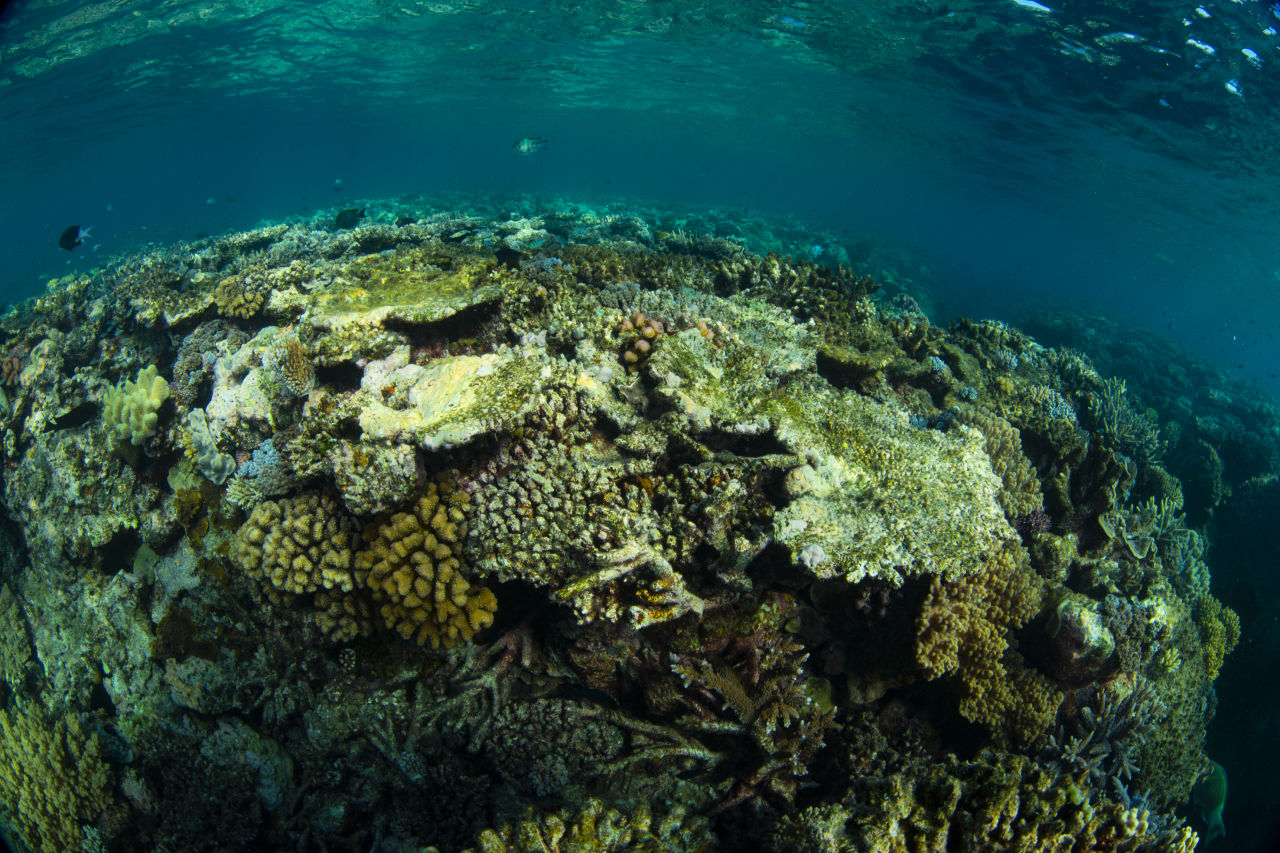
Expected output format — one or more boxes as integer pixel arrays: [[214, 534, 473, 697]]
[[0, 196, 1260, 851]]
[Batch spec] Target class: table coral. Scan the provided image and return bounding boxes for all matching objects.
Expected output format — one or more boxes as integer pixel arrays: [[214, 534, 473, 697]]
[[354, 479, 497, 648]]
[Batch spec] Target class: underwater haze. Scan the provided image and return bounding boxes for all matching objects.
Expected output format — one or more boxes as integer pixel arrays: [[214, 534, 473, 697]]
[[1, 0, 1279, 851]]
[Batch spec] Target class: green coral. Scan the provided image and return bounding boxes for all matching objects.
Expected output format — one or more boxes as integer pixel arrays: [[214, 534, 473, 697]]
[[464, 799, 713, 853], [0, 703, 113, 853], [102, 364, 169, 446]]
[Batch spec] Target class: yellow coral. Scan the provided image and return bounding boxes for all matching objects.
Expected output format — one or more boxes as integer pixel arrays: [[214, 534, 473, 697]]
[[1193, 594, 1240, 682], [263, 335, 315, 396], [212, 273, 266, 318], [102, 364, 169, 446], [916, 542, 1062, 745], [355, 479, 497, 648], [231, 494, 358, 594], [0, 703, 113, 853], [465, 799, 712, 853]]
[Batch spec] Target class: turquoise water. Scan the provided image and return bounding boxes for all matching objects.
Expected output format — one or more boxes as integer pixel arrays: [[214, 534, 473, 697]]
[[2, 1, 1279, 850]]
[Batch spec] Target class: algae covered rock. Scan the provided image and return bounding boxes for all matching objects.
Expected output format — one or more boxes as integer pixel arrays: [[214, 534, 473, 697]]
[[356, 347, 556, 450], [771, 378, 1013, 586]]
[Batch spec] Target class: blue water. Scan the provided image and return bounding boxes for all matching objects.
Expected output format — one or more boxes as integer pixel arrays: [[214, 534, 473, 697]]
[[3, 0, 1280, 847]]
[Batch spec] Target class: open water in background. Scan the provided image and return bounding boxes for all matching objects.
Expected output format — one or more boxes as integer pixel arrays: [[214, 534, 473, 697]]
[[2, 0, 1279, 848]]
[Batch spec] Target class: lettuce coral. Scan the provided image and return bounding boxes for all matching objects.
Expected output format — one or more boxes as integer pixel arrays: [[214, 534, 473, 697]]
[[103, 364, 169, 446]]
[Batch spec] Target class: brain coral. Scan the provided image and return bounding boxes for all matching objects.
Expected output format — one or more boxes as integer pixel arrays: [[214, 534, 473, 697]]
[[103, 364, 170, 446], [354, 479, 497, 648], [232, 493, 358, 595]]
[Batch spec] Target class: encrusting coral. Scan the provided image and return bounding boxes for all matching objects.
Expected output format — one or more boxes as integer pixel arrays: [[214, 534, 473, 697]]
[[354, 478, 497, 648], [102, 363, 170, 447]]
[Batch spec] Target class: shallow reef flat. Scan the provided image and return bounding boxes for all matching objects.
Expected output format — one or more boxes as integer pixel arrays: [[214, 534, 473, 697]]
[[0, 197, 1259, 851]]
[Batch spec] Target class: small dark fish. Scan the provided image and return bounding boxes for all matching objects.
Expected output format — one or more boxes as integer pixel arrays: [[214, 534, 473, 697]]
[[513, 136, 548, 155], [58, 224, 92, 251], [494, 247, 523, 269], [335, 207, 366, 229], [395, 215, 415, 227]]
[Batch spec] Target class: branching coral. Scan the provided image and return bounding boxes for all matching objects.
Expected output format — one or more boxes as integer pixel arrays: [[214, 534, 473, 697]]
[[354, 479, 497, 648], [916, 542, 1062, 746], [0, 703, 113, 853], [957, 408, 1044, 520], [464, 798, 714, 853]]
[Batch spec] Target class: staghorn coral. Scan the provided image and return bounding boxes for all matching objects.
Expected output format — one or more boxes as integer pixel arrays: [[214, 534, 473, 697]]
[[102, 364, 170, 447], [231, 493, 359, 595], [480, 699, 625, 796], [916, 542, 1063, 746], [0, 703, 114, 853], [464, 798, 714, 853], [1089, 377, 1163, 463], [354, 479, 497, 648]]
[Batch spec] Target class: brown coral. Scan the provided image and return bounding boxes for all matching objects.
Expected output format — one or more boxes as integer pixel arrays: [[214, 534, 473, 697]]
[[354, 479, 497, 648], [916, 542, 1062, 745], [958, 408, 1044, 520], [262, 334, 315, 396], [231, 494, 358, 595], [0, 704, 114, 853], [212, 270, 268, 319]]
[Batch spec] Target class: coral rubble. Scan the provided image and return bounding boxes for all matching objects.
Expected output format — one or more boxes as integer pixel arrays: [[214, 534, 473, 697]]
[[0, 196, 1254, 851]]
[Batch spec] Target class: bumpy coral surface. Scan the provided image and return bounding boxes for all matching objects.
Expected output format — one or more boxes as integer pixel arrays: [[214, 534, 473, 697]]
[[0, 198, 1253, 851], [232, 493, 358, 594], [102, 363, 170, 446], [354, 479, 497, 647]]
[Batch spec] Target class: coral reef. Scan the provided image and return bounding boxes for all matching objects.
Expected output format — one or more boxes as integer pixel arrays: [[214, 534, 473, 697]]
[[102, 363, 170, 447], [0, 198, 1251, 851], [0, 703, 114, 853], [354, 479, 497, 647]]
